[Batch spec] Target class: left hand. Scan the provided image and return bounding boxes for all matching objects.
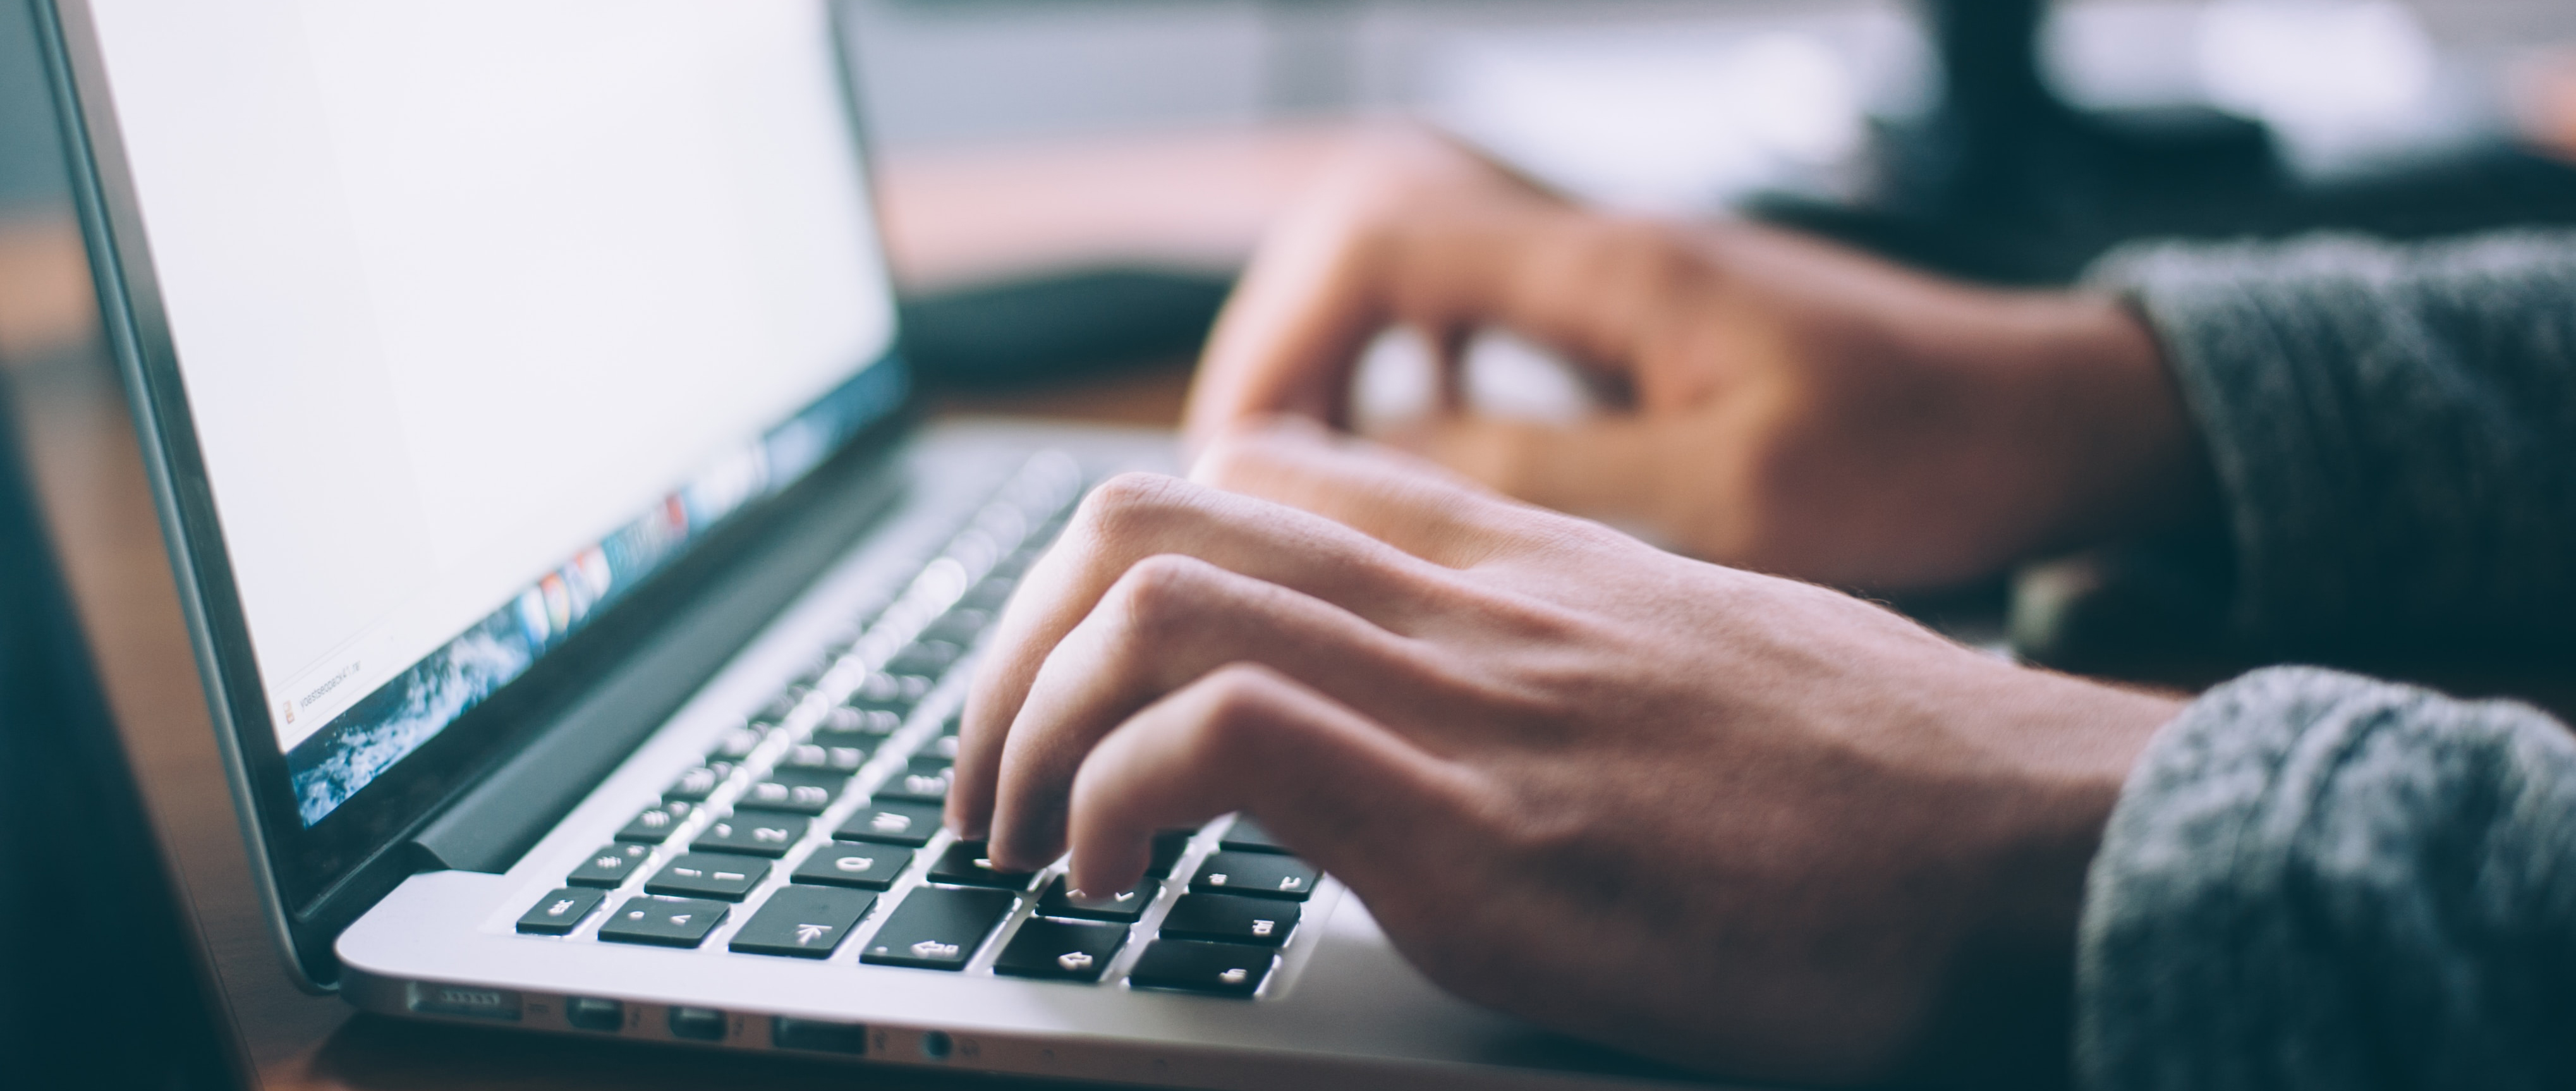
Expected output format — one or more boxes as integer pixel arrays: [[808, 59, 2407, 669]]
[[947, 422, 2179, 1085], [1182, 131, 2209, 592]]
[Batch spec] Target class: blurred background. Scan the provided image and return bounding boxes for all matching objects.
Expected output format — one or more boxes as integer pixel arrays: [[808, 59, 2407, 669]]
[[10, 0, 2576, 387]]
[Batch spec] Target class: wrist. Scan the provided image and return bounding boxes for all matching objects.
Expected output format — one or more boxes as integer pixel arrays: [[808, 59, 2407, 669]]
[[1907, 671, 2179, 1087], [2020, 294, 2219, 552]]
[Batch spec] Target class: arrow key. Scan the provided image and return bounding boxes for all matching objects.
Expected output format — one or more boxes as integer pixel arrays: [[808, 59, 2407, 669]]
[[1189, 851, 1319, 901], [729, 886, 875, 959], [1127, 939, 1273, 997], [1036, 875, 1155, 923], [1160, 893, 1299, 947], [992, 918, 1126, 982]]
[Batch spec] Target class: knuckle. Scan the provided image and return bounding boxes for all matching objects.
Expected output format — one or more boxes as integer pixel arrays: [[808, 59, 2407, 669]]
[[1076, 471, 1195, 542], [1103, 553, 1221, 645], [1177, 664, 1294, 765]]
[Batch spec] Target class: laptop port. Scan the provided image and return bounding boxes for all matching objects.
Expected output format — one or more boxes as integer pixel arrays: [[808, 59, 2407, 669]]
[[564, 997, 623, 1033], [407, 983, 520, 1022], [668, 1006, 727, 1042], [920, 1030, 952, 1060], [771, 1016, 868, 1055]]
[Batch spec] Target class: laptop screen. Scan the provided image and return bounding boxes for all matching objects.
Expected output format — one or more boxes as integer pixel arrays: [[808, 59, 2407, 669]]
[[81, 0, 901, 826]]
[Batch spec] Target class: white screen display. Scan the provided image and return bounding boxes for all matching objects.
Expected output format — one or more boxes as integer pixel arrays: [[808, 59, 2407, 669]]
[[83, 0, 897, 816]]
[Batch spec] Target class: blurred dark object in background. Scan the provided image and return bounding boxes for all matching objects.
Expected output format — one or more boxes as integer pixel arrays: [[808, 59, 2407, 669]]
[[0, 378, 243, 1091], [1764, 0, 2576, 284], [895, 0, 2576, 384], [901, 267, 1233, 388]]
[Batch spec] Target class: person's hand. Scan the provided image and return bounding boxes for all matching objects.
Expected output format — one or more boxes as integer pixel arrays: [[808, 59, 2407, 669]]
[[1183, 132, 2212, 592], [949, 423, 2182, 1085]]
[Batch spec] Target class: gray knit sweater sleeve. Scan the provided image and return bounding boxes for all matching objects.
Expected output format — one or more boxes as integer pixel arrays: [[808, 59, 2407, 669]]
[[2069, 232, 2576, 1088], [2088, 231, 2576, 649], [2077, 667, 2576, 1088]]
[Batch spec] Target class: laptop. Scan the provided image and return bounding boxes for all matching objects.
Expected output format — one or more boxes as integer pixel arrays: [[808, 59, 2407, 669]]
[[34, 2, 1702, 1087]]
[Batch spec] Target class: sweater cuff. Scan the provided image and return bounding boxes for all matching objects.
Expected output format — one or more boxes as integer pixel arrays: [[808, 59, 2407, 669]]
[[2075, 666, 2576, 1090]]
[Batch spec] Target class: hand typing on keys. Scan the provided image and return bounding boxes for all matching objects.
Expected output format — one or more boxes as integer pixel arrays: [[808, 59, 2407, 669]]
[[948, 422, 2180, 1087]]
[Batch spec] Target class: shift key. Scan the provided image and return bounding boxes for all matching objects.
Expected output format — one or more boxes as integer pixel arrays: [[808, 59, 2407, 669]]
[[858, 887, 1016, 970]]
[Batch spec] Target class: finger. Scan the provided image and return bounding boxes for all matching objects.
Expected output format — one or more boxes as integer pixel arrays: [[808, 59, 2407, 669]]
[[982, 554, 1447, 869], [949, 472, 1454, 837], [1062, 662, 1476, 902], [1404, 413, 1675, 528], [1188, 419, 1560, 568], [1182, 170, 1680, 453]]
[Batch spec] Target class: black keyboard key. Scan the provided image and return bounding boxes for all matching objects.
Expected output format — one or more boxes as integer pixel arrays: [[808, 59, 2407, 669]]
[[992, 918, 1126, 982], [1217, 815, 1291, 855], [876, 757, 954, 805], [516, 887, 606, 935], [736, 769, 847, 815], [835, 800, 942, 847], [645, 852, 770, 901], [859, 887, 1016, 970], [1145, 829, 1194, 879], [729, 886, 875, 958], [791, 843, 912, 890], [925, 840, 1038, 889], [616, 801, 695, 843], [1036, 875, 1155, 923], [959, 575, 1018, 611], [1160, 893, 1298, 947], [777, 741, 867, 774], [884, 640, 964, 679], [919, 608, 993, 646], [758, 690, 813, 723], [1127, 940, 1273, 996], [707, 725, 766, 762], [693, 813, 809, 857], [598, 895, 728, 948], [664, 762, 735, 803], [1191, 851, 1318, 901], [568, 843, 653, 888], [846, 672, 930, 708], [817, 705, 903, 738]]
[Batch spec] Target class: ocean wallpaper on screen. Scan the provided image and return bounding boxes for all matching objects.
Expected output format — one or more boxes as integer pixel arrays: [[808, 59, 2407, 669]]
[[282, 362, 906, 827]]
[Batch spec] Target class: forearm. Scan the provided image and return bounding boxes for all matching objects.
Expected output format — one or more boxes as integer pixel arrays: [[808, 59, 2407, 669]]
[[2077, 667, 2576, 1089], [2087, 231, 2576, 650]]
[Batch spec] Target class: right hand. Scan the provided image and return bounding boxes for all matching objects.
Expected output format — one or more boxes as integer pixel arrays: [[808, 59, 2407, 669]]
[[950, 423, 2180, 1085], [1183, 131, 2212, 592]]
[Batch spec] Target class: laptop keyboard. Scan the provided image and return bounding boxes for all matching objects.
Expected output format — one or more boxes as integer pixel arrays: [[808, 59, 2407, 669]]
[[511, 453, 1323, 999]]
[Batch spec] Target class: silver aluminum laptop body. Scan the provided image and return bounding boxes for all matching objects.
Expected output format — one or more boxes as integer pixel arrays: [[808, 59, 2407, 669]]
[[37, 1, 1705, 1087]]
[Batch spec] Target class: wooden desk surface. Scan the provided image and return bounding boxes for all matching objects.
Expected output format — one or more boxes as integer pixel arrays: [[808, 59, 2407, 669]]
[[0, 128, 1325, 1091]]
